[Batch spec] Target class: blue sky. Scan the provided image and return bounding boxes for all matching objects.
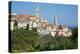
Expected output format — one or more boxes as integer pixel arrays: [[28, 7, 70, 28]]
[[10, 1, 78, 27]]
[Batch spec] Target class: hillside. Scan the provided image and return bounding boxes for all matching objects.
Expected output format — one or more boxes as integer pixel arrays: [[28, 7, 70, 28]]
[[10, 27, 78, 53]]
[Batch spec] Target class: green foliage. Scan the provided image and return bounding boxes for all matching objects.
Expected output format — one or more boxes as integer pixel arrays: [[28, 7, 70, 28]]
[[70, 27, 78, 48], [71, 27, 78, 39], [11, 29, 40, 52], [32, 27, 37, 32], [11, 27, 78, 53]]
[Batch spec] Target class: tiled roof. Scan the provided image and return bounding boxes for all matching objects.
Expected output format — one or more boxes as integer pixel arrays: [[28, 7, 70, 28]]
[[16, 15, 32, 19], [16, 15, 39, 21]]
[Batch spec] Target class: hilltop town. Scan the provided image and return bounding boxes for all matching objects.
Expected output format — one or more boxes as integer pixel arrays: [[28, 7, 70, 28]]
[[9, 6, 72, 37]]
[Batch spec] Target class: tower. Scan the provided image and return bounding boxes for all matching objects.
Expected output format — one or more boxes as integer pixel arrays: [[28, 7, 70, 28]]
[[35, 6, 42, 22], [54, 16, 57, 25], [35, 6, 44, 22], [36, 6, 40, 18]]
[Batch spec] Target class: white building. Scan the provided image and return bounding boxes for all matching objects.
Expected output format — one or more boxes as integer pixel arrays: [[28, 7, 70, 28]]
[[16, 15, 39, 30], [9, 6, 72, 37]]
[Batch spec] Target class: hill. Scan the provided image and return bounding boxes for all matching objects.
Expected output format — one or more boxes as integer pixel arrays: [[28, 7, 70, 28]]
[[10, 27, 78, 53]]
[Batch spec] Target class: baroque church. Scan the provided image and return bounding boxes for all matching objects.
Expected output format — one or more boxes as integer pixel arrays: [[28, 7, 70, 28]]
[[9, 6, 72, 37]]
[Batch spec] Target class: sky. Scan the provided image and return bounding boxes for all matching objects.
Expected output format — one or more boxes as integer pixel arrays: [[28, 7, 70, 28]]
[[9, 1, 78, 27]]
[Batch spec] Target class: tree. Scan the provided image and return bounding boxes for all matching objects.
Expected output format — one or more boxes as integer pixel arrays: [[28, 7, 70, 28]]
[[70, 27, 78, 48], [26, 24, 29, 30], [71, 27, 78, 39]]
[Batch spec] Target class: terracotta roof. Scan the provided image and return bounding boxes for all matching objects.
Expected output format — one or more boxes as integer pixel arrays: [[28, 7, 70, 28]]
[[16, 14, 40, 21], [16, 14, 32, 19]]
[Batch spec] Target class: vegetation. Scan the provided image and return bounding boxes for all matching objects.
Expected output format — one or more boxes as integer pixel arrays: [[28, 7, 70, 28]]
[[11, 27, 78, 53]]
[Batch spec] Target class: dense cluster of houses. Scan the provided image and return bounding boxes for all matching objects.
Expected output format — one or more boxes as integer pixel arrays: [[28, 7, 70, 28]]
[[9, 6, 72, 37]]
